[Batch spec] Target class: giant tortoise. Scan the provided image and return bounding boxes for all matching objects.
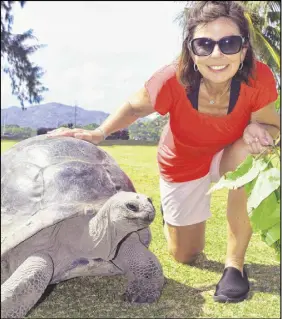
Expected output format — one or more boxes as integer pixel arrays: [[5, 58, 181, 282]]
[[1, 135, 164, 318]]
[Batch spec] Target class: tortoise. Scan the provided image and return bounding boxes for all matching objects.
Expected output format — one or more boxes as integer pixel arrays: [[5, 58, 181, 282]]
[[1, 135, 164, 318]]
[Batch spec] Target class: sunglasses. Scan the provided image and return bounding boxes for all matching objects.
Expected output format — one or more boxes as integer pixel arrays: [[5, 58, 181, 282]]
[[189, 35, 247, 56]]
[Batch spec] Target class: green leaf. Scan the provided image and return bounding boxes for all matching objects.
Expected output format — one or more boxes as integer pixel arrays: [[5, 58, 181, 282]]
[[225, 155, 254, 180], [207, 156, 267, 194], [244, 176, 257, 197], [271, 239, 280, 261], [247, 168, 280, 213], [249, 197, 280, 231], [261, 232, 280, 260], [275, 186, 281, 202], [263, 223, 280, 246]]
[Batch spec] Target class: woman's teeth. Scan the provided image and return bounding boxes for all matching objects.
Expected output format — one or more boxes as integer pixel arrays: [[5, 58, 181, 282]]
[[209, 65, 228, 70]]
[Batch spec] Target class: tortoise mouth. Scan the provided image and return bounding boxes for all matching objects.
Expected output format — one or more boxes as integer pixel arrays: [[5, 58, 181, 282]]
[[141, 210, 155, 223], [146, 212, 155, 222], [127, 211, 155, 224]]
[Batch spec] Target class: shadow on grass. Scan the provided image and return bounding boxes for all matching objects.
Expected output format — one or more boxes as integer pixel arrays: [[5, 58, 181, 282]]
[[27, 276, 205, 318], [25, 256, 280, 318], [189, 256, 280, 298]]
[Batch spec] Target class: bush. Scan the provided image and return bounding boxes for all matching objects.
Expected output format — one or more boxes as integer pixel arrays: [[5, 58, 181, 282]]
[[37, 127, 56, 135]]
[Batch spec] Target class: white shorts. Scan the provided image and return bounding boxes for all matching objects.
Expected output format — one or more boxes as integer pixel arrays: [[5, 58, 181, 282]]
[[159, 150, 224, 226]]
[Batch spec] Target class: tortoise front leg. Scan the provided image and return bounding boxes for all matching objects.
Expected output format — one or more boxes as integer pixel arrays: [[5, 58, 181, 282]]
[[112, 232, 164, 303], [136, 227, 151, 248], [1, 253, 53, 318]]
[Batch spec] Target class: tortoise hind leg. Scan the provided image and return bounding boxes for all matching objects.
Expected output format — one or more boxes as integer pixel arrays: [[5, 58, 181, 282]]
[[1, 253, 53, 318]]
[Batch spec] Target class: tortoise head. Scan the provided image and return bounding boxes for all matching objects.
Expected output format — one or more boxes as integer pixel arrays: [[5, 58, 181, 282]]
[[102, 191, 155, 229], [88, 191, 155, 252]]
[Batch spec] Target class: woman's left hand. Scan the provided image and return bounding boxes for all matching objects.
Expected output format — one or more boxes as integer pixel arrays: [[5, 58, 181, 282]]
[[243, 122, 274, 154]]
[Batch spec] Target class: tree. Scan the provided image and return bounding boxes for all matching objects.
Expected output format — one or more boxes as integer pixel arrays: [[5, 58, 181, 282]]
[[106, 131, 121, 140], [1, 1, 48, 109], [128, 115, 169, 142], [83, 123, 99, 130], [119, 129, 129, 140], [244, 1, 280, 86], [58, 123, 77, 129]]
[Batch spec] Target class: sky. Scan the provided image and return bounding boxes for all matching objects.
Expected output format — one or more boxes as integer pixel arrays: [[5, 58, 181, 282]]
[[1, 1, 186, 113]]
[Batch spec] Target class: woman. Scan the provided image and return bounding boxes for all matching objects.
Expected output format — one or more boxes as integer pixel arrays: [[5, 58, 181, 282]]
[[49, 1, 280, 303]]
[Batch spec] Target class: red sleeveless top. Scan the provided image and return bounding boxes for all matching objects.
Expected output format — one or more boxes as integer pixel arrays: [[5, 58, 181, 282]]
[[145, 60, 278, 182]]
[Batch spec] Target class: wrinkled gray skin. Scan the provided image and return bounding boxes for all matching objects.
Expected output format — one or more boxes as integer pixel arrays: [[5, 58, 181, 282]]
[[1, 135, 164, 318]]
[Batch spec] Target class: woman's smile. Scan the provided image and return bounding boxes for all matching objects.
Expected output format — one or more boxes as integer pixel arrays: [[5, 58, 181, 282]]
[[207, 64, 229, 72]]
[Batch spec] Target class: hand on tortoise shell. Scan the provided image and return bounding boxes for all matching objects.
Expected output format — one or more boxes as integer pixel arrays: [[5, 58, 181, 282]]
[[47, 127, 104, 144]]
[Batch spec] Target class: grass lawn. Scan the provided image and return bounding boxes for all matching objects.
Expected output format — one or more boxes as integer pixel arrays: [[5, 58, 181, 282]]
[[1, 140, 280, 318]]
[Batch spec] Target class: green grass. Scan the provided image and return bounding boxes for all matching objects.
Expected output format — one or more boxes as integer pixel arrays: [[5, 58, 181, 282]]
[[1, 140, 280, 318], [1, 139, 19, 152]]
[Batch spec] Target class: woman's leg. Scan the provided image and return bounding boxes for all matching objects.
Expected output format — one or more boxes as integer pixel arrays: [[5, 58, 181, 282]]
[[160, 173, 212, 264], [211, 138, 252, 303], [164, 221, 206, 264], [219, 138, 252, 274]]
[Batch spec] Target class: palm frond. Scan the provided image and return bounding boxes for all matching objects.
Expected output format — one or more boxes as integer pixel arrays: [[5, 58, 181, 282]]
[[264, 26, 280, 54], [254, 30, 280, 68], [245, 12, 257, 43]]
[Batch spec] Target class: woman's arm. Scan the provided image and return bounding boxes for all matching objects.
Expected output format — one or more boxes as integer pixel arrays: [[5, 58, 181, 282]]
[[250, 101, 280, 139], [99, 87, 155, 137], [48, 87, 155, 143]]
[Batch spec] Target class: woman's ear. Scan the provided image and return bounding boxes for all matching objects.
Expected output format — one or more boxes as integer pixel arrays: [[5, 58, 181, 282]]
[[189, 50, 196, 64], [241, 46, 248, 62]]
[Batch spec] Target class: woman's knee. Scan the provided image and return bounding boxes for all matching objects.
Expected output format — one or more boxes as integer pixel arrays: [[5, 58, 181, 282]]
[[220, 138, 250, 174], [168, 246, 204, 264], [230, 138, 250, 161], [164, 221, 206, 264]]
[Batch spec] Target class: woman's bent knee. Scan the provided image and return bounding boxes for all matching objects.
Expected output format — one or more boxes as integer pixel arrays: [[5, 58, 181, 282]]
[[168, 247, 203, 264], [231, 138, 250, 156], [220, 138, 251, 175], [165, 221, 206, 264]]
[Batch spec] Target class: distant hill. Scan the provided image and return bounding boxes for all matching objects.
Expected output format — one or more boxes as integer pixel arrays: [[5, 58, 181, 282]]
[[1, 103, 109, 129]]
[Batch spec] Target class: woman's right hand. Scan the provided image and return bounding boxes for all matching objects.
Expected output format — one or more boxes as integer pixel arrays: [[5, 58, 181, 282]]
[[47, 127, 105, 144]]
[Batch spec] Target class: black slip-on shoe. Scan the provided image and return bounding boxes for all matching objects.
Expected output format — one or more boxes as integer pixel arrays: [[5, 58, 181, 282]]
[[213, 266, 250, 303]]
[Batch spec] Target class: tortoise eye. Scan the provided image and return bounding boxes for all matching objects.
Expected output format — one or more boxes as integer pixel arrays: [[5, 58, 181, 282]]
[[126, 203, 139, 212]]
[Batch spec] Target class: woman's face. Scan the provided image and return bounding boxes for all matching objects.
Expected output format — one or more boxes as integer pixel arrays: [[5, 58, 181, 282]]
[[190, 17, 248, 84]]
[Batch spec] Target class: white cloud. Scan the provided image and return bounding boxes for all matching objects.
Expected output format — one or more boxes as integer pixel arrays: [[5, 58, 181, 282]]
[[1, 1, 185, 112]]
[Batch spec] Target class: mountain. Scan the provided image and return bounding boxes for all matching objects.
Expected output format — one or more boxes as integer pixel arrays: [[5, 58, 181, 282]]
[[1, 103, 110, 129]]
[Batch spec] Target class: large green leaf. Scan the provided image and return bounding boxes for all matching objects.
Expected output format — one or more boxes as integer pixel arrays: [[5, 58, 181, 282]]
[[247, 168, 280, 213], [262, 223, 280, 246], [271, 239, 280, 260], [207, 155, 267, 194], [249, 196, 280, 231], [225, 155, 254, 180], [261, 231, 280, 260]]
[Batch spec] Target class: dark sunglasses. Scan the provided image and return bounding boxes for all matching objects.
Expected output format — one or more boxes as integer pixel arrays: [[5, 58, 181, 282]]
[[189, 35, 247, 56]]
